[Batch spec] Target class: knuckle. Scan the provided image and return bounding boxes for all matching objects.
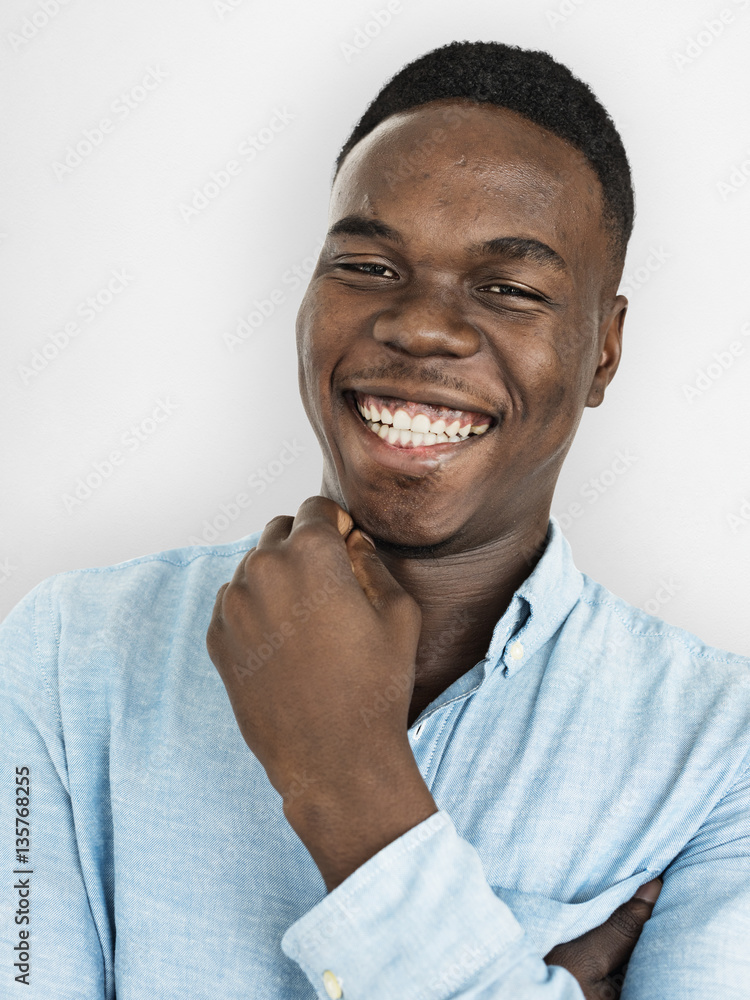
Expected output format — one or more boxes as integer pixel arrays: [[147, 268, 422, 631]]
[[219, 582, 249, 621], [579, 953, 607, 984], [607, 903, 645, 940], [205, 621, 220, 654], [268, 514, 292, 527], [245, 547, 277, 575], [545, 940, 604, 983], [291, 521, 329, 549], [593, 979, 620, 1000]]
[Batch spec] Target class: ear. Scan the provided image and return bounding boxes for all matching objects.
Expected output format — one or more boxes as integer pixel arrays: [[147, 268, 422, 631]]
[[586, 294, 627, 408]]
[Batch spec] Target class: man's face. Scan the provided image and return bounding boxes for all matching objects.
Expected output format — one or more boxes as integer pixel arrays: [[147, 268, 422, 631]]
[[296, 99, 625, 553]]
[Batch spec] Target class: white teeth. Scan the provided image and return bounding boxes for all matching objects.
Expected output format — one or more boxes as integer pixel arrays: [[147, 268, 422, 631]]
[[357, 395, 492, 447]]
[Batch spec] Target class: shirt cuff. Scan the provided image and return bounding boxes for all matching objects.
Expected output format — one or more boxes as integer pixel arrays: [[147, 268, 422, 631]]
[[280, 809, 531, 999]]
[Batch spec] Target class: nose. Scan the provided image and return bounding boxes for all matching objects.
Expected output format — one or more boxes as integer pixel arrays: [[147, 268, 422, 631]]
[[371, 284, 481, 358]]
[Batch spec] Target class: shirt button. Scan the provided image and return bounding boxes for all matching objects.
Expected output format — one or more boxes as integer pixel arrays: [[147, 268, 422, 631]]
[[322, 970, 342, 998], [509, 640, 524, 660]]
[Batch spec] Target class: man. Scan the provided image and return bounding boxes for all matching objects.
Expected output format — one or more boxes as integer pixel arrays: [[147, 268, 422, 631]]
[[2, 39, 749, 999]]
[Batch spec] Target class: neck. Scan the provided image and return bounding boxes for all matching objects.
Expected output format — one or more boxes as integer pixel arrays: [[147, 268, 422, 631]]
[[373, 516, 551, 725]]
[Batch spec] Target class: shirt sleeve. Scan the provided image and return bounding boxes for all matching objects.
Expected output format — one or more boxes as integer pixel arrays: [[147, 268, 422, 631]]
[[0, 580, 113, 999], [621, 745, 750, 1000], [281, 809, 586, 999]]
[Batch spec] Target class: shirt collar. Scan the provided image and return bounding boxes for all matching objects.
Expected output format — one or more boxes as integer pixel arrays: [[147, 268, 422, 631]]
[[484, 515, 583, 679]]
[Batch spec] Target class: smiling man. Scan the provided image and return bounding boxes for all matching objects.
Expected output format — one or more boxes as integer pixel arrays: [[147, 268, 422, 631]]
[[2, 40, 750, 1000]]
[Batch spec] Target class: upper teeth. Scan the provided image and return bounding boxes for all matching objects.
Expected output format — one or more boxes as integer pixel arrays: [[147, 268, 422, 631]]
[[356, 399, 489, 447]]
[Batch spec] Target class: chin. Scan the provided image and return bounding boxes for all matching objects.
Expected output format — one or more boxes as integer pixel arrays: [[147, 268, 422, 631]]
[[347, 497, 464, 555]]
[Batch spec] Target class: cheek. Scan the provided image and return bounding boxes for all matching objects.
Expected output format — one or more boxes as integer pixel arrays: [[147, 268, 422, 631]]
[[296, 295, 330, 398], [540, 380, 573, 426]]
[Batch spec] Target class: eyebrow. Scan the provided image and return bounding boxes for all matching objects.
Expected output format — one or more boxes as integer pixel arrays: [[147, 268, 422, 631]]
[[326, 214, 567, 271], [467, 236, 567, 272], [327, 215, 402, 243]]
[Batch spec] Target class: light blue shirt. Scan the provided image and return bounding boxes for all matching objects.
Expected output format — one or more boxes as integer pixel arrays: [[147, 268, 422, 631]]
[[2, 516, 749, 999]]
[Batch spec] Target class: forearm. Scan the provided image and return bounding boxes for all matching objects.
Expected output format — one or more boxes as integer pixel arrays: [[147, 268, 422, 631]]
[[283, 754, 438, 892]]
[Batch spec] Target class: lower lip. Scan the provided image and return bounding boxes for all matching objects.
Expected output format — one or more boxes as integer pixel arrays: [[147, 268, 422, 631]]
[[343, 393, 488, 474]]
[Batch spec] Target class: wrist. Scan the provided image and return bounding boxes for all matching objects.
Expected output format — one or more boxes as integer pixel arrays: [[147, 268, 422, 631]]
[[283, 756, 437, 892]]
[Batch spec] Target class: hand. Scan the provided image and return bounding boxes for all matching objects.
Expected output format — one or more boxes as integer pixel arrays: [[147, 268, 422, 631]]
[[544, 878, 662, 999], [206, 496, 437, 888]]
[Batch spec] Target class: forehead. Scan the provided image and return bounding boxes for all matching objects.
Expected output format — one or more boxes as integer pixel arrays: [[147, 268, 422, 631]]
[[330, 100, 606, 264]]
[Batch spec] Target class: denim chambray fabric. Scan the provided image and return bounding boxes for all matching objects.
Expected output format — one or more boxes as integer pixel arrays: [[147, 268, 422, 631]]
[[1, 515, 749, 999]]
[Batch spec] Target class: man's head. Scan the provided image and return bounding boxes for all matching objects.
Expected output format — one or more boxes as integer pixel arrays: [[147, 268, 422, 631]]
[[295, 41, 632, 556], [334, 41, 634, 282]]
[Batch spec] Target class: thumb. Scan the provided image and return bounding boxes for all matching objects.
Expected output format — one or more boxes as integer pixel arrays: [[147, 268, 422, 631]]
[[345, 530, 414, 613], [589, 878, 662, 973]]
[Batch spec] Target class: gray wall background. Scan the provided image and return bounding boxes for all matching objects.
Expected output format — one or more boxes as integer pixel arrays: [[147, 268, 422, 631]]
[[1, 0, 748, 656]]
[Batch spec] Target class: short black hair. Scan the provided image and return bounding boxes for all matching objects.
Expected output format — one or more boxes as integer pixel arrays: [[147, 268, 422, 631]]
[[334, 40, 634, 273]]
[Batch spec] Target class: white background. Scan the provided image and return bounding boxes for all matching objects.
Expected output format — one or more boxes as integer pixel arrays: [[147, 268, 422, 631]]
[[1, 0, 748, 656]]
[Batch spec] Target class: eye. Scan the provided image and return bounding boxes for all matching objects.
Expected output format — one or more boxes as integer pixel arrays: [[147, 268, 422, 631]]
[[479, 282, 544, 301], [337, 262, 397, 279]]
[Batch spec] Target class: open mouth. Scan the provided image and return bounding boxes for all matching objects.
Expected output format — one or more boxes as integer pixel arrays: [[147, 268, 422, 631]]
[[347, 389, 494, 449]]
